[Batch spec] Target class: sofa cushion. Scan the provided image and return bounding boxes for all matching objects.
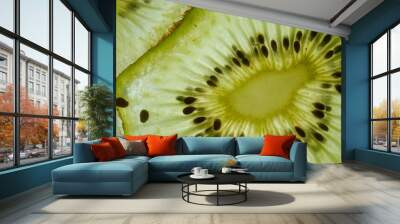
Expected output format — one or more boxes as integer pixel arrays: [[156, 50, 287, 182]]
[[147, 135, 177, 157], [179, 137, 235, 155], [91, 142, 118, 161], [149, 154, 235, 172], [236, 155, 293, 172], [53, 158, 147, 183], [236, 137, 263, 155], [73, 139, 100, 163]]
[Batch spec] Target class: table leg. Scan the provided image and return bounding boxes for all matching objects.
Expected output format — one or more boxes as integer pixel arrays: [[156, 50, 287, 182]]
[[217, 184, 219, 206], [245, 183, 247, 201], [195, 184, 198, 192]]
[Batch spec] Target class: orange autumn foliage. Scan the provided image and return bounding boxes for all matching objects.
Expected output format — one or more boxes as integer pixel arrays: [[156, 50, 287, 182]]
[[0, 85, 59, 149]]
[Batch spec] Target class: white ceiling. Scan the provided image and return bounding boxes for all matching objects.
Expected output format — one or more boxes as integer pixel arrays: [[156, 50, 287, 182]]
[[169, 0, 384, 37], [226, 0, 353, 24]]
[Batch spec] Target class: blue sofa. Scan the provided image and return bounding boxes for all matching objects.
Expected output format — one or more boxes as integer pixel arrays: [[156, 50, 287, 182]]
[[52, 137, 307, 196]]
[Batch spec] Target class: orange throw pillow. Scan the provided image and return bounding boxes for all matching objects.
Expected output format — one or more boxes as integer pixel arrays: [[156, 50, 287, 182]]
[[101, 137, 126, 158], [146, 135, 177, 157], [91, 142, 117, 161], [260, 135, 296, 159]]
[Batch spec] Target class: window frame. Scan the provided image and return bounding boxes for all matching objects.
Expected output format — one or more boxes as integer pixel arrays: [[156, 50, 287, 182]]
[[370, 21, 400, 154], [0, 0, 92, 171]]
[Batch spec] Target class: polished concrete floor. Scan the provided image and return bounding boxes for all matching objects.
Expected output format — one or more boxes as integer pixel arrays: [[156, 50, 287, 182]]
[[0, 162, 400, 224]]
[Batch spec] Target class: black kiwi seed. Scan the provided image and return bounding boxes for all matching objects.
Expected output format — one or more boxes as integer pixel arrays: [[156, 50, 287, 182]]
[[261, 46, 268, 57], [176, 96, 185, 102], [335, 84, 341, 93], [183, 97, 197, 104], [283, 37, 289, 50], [140, 110, 149, 123], [257, 34, 265, 43], [271, 40, 278, 52], [205, 127, 213, 133], [209, 75, 218, 82], [213, 119, 221, 130], [334, 45, 341, 53], [321, 83, 332, 89], [325, 50, 334, 59], [326, 106, 332, 111], [116, 97, 129, 108], [236, 50, 245, 59], [312, 110, 325, 119], [195, 87, 205, 92], [206, 80, 217, 87], [313, 132, 324, 142], [332, 72, 341, 78], [296, 31, 303, 40], [318, 123, 329, 131], [295, 126, 306, 137], [294, 41, 300, 53], [193, 117, 206, 124], [313, 102, 325, 110], [320, 34, 332, 47], [225, 65, 232, 70], [214, 67, 222, 74], [232, 58, 241, 67], [241, 58, 250, 66], [254, 47, 259, 55], [183, 106, 196, 115], [310, 31, 317, 40]]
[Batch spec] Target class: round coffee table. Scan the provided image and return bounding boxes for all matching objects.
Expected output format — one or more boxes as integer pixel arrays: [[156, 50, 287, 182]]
[[177, 173, 255, 206]]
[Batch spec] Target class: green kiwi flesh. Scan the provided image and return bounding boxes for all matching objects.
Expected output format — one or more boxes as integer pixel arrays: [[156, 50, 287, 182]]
[[116, 9, 342, 164], [116, 0, 190, 74]]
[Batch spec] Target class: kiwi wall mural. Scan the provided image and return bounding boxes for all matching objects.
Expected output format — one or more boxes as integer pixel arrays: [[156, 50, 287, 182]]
[[116, 0, 342, 163]]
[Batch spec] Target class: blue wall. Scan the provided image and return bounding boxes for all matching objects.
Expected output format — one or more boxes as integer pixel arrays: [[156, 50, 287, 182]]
[[0, 0, 115, 200], [344, 0, 400, 170]]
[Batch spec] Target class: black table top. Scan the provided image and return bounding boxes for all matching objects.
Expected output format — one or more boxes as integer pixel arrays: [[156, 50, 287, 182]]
[[177, 172, 255, 185]]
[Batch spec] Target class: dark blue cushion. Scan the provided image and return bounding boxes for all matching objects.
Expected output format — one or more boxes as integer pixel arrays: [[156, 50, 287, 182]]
[[73, 139, 100, 163], [149, 154, 235, 172], [179, 137, 235, 155], [236, 137, 263, 155], [236, 155, 293, 172]]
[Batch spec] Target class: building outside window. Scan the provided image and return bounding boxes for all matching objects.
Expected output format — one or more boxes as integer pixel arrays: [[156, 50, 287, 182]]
[[28, 81, 34, 94], [370, 22, 400, 154], [0, 0, 91, 170]]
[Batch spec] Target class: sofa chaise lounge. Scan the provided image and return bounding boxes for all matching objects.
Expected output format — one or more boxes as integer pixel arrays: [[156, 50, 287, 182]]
[[52, 137, 307, 196]]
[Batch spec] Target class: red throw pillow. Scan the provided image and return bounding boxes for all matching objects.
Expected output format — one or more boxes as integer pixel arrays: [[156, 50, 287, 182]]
[[91, 142, 117, 161], [260, 135, 296, 159], [101, 137, 126, 158], [146, 134, 177, 157]]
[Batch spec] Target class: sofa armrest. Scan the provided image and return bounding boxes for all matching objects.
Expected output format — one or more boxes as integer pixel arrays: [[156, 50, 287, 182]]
[[289, 141, 307, 181], [73, 140, 100, 163]]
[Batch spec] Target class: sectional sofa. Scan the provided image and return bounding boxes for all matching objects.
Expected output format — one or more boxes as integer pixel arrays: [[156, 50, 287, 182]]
[[52, 137, 307, 196]]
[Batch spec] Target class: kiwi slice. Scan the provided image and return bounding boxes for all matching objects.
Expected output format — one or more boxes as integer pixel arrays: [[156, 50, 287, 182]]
[[116, 9, 342, 164], [116, 0, 190, 75]]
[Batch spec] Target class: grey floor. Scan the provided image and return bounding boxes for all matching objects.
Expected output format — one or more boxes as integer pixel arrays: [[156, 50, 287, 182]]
[[1, 162, 400, 224]]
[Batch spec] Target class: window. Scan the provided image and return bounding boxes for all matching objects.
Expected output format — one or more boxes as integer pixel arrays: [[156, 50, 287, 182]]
[[28, 67, 34, 80], [371, 23, 400, 154], [28, 81, 34, 94], [74, 18, 90, 70], [42, 85, 46, 97], [0, 0, 14, 32], [0, 35, 13, 112], [20, 0, 49, 48], [0, 0, 91, 170]]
